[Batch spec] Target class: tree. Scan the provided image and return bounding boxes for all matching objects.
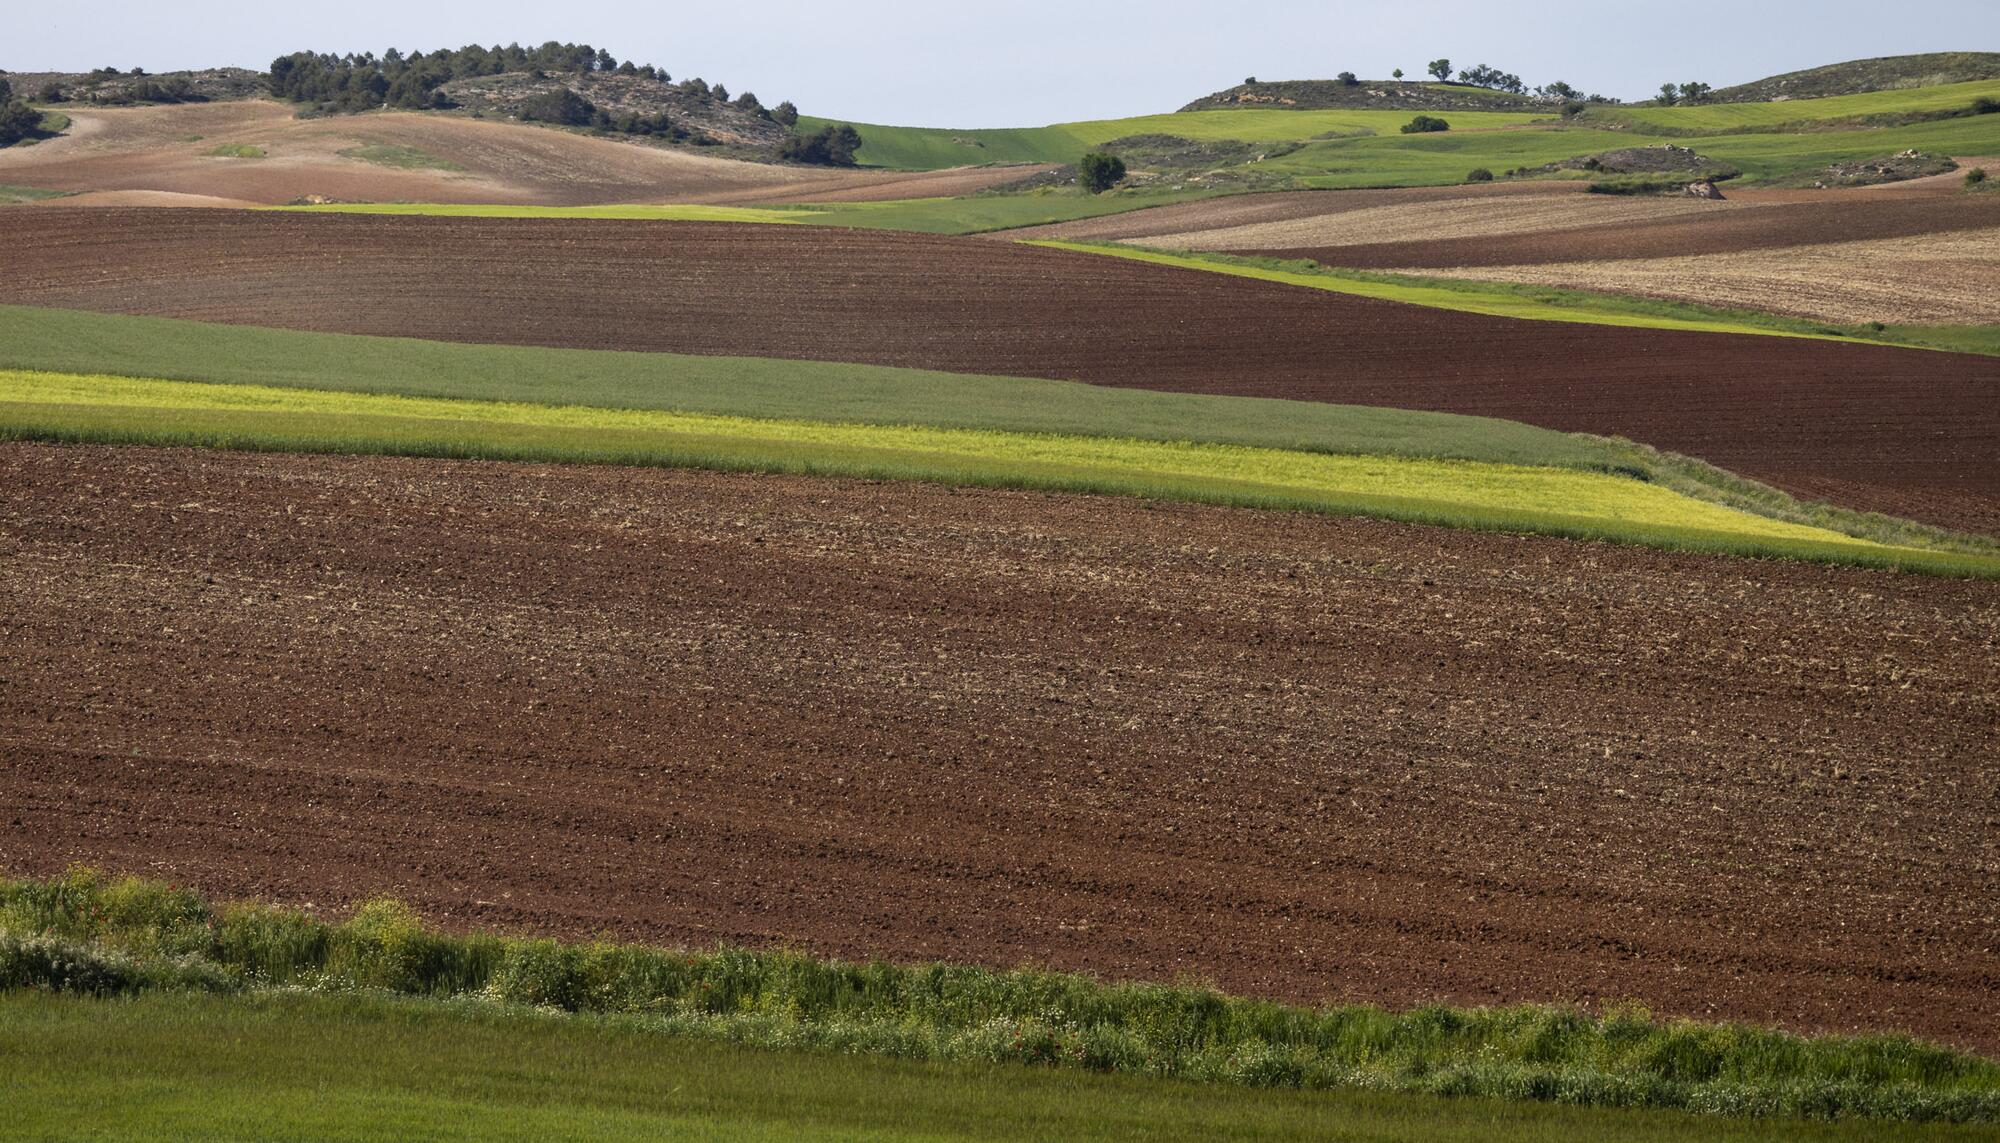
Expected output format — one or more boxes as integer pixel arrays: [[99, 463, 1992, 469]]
[[1679, 81, 1712, 104], [1337, 71, 1358, 86], [1392, 69, 1404, 80], [1244, 76, 1258, 85], [1657, 83, 1680, 106], [518, 88, 596, 126], [771, 100, 799, 127], [1078, 151, 1126, 193], [711, 84, 729, 103], [0, 90, 41, 148], [1539, 80, 1579, 102], [1466, 167, 1494, 182], [778, 123, 862, 166], [1427, 59, 1451, 83], [1400, 114, 1450, 134]]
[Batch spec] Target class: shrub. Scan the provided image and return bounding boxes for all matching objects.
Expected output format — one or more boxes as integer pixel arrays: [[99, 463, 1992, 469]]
[[1967, 167, 1989, 187], [1467, 168, 1494, 182], [778, 123, 862, 166], [1337, 72, 1358, 86], [770, 100, 799, 127], [1401, 114, 1450, 134], [1975, 97, 1999, 115], [1078, 151, 1127, 194], [518, 88, 596, 127]]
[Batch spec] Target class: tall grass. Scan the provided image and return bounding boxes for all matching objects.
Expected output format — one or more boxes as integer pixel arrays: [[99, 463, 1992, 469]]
[[2, 870, 1995, 1125]]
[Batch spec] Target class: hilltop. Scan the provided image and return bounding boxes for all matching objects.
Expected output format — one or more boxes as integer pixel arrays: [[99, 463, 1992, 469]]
[[1181, 78, 1543, 113], [1708, 52, 2000, 103]]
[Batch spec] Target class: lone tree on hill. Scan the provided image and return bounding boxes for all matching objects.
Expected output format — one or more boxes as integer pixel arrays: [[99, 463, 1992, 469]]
[[1392, 68, 1404, 80], [1400, 114, 1451, 134], [1428, 59, 1452, 82], [1337, 71, 1358, 86], [1078, 151, 1127, 194], [1657, 82, 1680, 106]]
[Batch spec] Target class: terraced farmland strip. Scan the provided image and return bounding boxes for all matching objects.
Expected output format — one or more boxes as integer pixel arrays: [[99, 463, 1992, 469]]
[[4, 443, 1996, 1053], [0, 209, 1993, 535], [10, 369, 1978, 573]]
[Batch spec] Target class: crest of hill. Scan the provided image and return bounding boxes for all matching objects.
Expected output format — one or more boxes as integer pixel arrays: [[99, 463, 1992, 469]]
[[1709, 53, 2000, 103], [1181, 79, 1541, 113], [2, 67, 265, 105], [438, 73, 788, 147]]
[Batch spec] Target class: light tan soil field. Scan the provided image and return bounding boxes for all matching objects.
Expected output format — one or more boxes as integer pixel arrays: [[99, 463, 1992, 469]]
[[1414, 226, 2000, 325], [0, 100, 1043, 206]]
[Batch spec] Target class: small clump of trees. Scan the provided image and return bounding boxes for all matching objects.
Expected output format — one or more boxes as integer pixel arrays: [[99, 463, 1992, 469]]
[[1656, 81, 1714, 106], [1401, 114, 1451, 134], [1466, 167, 1494, 182], [0, 77, 46, 147], [266, 42, 789, 141], [1078, 151, 1127, 193], [778, 123, 862, 166]]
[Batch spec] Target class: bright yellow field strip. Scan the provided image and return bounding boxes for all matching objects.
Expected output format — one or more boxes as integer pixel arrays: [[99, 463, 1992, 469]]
[[0, 370, 1887, 548]]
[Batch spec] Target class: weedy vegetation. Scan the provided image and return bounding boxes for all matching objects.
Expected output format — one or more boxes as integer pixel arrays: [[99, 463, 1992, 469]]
[[3, 871, 1997, 1132]]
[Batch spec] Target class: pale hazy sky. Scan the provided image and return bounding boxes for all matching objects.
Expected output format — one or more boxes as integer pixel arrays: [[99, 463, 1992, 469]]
[[11, 1, 1998, 127]]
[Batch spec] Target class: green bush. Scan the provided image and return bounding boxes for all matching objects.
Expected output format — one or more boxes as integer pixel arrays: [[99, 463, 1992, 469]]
[[1400, 115, 1450, 134], [779, 124, 863, 166], [1466, 167, 1494, 182], [1078, 151, 1127, 194], [1967, 167, 1989, 187]]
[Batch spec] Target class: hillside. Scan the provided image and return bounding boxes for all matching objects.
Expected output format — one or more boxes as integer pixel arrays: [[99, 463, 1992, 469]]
[[438, 72, 788, 147], [1181, 78, 1543, 112], [1708, 52, 2000, 103], [0, 67, 265, 105]]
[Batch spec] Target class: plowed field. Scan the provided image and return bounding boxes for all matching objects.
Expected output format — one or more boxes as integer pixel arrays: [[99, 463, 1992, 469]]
[[2, 208, 1995, 534], [0, 100, 1042, 207], [1409, 227, 2000, 326], [4, 444, 1995, 1051]]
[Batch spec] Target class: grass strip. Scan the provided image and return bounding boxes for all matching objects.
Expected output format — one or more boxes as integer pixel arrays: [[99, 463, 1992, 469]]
[[3, 871, 1996, 1128], [18, 993, 1979, 1143], [10, 370, 1997, 578], [15, 991, 1987, 1143]]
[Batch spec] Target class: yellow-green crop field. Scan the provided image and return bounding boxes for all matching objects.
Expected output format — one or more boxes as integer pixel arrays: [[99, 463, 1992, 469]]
[[8, 369, 1990, 578]]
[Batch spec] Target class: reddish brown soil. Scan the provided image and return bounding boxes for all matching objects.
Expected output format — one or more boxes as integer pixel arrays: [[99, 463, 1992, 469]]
[[1244, 195, 2000, 270], [3, 443, 1995, 1050], [2, 208, 1995, 534]]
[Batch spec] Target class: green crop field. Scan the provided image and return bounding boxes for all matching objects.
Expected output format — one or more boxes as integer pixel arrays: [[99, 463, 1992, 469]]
[[206, 143, 267, 159], [798, 108, 1551, 171], [4, 368, 1993, 576], [336, 143, 465, 170], [15, 992, 1984, 1143], [2, 871, 1995, 1138], [1586, 78, 2000, 132]]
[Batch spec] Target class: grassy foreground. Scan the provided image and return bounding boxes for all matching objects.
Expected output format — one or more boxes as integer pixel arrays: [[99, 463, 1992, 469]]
[[3, 871, 1997, 1132], [9, 368, 1994, 576], [15, 993, 1985, 1143]]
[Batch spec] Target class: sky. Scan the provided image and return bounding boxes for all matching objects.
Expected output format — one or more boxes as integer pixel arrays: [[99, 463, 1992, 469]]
[[11, 1, 1999, 127]]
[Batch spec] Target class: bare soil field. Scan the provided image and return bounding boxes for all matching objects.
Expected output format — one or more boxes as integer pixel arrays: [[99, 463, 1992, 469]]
[[1003, 182, 1593, 242], [1, 208, 1994, 533], [0, 100, 1038, 206], [3, 444, 1995, 1051], [1100, 194, 1754, 253], [1416, 227, 2000, 325], [1238, 193, 2000, 270]]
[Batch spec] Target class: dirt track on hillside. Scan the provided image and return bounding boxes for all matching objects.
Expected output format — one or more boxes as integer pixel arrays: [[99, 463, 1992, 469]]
[[0, 101, 1040, 206], [3, 444, 1995, 1050], [1, 208, 1994, 534]]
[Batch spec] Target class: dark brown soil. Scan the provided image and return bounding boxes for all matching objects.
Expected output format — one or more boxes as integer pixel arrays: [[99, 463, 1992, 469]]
[[1, 208, 1995, 535], [3, 443, 1996, 1051]]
